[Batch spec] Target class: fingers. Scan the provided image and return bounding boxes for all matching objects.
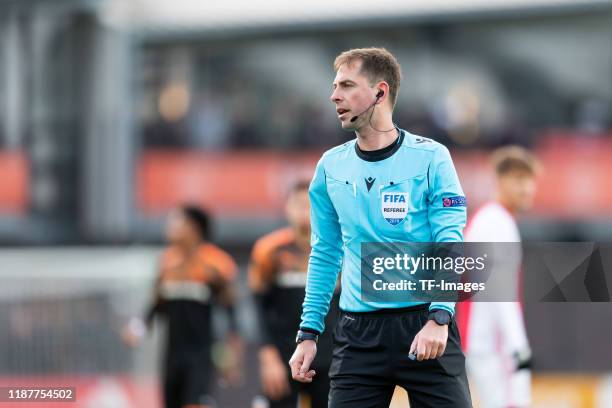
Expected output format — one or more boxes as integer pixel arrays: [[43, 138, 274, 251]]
[[436, 342, 447, 358], [299, 350, 315, 376], [413, 334, 430, 361], [299, 370, 316, 383], [289, 352, 313, 383], [409, 333, 418, 356], [428, 342, 440, 360], [296, 353, 316, 383], [412, 336, 447, 361], [290, 364, 315, 383], [411, 321, 450, 361], [289, 342, 317, 383], [288, 354, 301, 380], [417, 340, 428, 361]]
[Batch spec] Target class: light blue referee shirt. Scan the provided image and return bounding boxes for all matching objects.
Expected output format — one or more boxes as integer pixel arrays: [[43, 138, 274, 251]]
[[300, 128, 467, 334]]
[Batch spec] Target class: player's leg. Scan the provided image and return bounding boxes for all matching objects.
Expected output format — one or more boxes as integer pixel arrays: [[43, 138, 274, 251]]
[[163, 356, 184, 408], [497, 302, 532, 407], [181, 350, 215, 408], [465, 302, 506, 408], [508, 369, 531, 408], [163, 377, 182, 408]]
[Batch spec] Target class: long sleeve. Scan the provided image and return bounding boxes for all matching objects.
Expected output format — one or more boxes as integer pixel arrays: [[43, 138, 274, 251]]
[[427, 146, 467, 315], [248, 244, 278, 346], [143, 272, 163, 328], [299, 158, 344, 334]]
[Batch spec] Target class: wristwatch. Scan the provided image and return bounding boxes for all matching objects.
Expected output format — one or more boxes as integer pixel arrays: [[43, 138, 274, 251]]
[[295, 329, 319, 344], [428, 309, 452, 326]]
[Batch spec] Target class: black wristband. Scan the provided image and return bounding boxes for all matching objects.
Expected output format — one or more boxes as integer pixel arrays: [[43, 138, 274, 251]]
[[428, 309, 452, 326], [296, 330, 319, 344], [299, 327, 321, 336]]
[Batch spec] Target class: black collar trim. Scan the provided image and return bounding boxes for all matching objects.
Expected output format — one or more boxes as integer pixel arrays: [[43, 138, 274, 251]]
[[355, 128, 404, 162]]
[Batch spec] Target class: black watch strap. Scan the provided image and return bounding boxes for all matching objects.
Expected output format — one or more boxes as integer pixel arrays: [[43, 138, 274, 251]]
[[428, 309, 452, 326], [296, 329, 319, 344]]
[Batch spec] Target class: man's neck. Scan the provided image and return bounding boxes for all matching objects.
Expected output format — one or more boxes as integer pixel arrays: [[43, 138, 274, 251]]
[[355, 115, 397, 151], [176, 240, 201, 256]]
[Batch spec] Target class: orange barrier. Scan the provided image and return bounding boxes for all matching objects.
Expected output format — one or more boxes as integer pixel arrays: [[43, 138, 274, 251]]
[[136, 150, 320, 216], [533, 133, 612, 219], [2, 134, 612, 219], [0, 150, 28, 215], [135, 135, 612, 219]]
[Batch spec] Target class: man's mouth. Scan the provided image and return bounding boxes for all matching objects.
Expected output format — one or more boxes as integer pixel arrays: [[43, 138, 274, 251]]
[[336, 108, 349, 118]]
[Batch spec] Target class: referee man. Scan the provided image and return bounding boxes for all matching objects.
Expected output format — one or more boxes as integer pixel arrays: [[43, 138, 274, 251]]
[[289, 48, 472, 407]]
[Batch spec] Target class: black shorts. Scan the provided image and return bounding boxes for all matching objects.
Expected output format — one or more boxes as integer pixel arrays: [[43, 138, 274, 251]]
[[163, 350, 214, 408], [329, 304, 472, 408]]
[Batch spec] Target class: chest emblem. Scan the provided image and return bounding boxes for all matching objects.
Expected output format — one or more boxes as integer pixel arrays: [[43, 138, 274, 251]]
[[381, 192, 409, 225], [365, 177, 376, 192]]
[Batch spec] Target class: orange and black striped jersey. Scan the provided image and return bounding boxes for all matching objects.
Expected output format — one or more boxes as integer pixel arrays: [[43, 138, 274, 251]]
[[148, 242, 237, 351], [158, 243, 237, 302], [249, 227, 309, 293], [249, 227, 339, 363]]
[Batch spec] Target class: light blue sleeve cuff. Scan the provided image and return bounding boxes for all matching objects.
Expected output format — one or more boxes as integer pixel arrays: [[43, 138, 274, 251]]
[[429, 302, 455, 316]]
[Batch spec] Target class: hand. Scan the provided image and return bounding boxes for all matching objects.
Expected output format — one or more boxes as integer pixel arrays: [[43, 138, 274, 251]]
[[219, 334, 245, 387], [259, 346, 290, 400], [288, 340, 317, 383], [513, 347, 533, 371], [121, 317, 147, 348], [409, 320, 448, 361]]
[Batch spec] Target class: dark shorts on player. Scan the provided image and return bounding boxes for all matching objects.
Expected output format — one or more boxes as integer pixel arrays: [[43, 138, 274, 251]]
[[164, 349, 213, 408], [328, 304, 472, 408]]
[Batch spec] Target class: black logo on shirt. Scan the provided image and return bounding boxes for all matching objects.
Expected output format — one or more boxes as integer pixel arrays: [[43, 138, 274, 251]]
[[365, 177, 376, 192]]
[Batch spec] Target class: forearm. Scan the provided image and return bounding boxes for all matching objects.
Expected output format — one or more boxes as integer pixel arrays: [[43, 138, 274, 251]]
[[300, 157, 343, 334], [254, 292, 278, 345], [300, 248, 342, 334]]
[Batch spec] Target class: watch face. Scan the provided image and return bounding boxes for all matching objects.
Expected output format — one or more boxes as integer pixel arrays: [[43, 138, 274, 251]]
[[435, 310, 450, 325]]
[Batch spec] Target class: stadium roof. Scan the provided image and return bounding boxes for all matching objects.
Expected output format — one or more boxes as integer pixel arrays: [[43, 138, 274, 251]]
[[99, 0, 612, 36]]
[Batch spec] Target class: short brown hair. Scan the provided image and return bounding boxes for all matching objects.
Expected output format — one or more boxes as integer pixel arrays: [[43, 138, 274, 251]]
[[492, 146, 540, 176], [334, 47, 402, 107]]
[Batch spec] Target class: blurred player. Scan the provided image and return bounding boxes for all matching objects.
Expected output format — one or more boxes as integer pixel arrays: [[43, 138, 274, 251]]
[[249, 180, 340, 408], [122, 205, 241, 408], [460, 146, 539, 408]]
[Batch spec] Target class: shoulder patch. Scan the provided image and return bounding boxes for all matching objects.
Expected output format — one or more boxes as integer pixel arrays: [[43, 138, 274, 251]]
[[442, 196, 467, 207]]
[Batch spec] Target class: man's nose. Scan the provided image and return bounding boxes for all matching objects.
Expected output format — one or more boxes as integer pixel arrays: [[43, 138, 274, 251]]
[[330, 89, 342, 103]]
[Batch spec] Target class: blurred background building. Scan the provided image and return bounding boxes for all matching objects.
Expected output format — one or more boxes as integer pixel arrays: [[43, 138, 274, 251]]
[[1, 0, 612, 406]]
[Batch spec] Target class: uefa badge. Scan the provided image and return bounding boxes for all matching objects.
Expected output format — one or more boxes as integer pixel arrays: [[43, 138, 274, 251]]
[[381, 192, 409, 225]]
